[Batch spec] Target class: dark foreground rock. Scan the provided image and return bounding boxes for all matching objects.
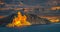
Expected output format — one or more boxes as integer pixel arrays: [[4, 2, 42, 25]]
[[0, 14, 14, 27]]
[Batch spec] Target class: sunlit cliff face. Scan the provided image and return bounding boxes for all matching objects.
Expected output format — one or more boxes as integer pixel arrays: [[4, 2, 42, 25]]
[[49, 18, 59, 23], [6, 11, 31, 27], [50, 6, 60, 10], [40, 16, 60, 23]]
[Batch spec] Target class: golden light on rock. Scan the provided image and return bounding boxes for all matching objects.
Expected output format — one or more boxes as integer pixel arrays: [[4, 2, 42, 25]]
[[6, 11, 31, 27], [49, 18, 59, 23], [40, 16, 60, 23], [51, 6, 60, 10]]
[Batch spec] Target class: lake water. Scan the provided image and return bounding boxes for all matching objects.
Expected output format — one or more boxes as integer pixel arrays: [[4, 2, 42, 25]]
[[0, 23, 60, 32]]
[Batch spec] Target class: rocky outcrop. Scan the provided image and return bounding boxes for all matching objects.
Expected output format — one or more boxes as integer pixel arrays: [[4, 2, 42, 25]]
[[0, 14, 14, 27], [26, 14, 51, 25], [0, 13, 51, 27]]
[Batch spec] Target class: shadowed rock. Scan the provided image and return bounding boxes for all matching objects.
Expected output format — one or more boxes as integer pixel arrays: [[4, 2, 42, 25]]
[[26, 14, 51, 25], [0, 14, 14, 27]]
